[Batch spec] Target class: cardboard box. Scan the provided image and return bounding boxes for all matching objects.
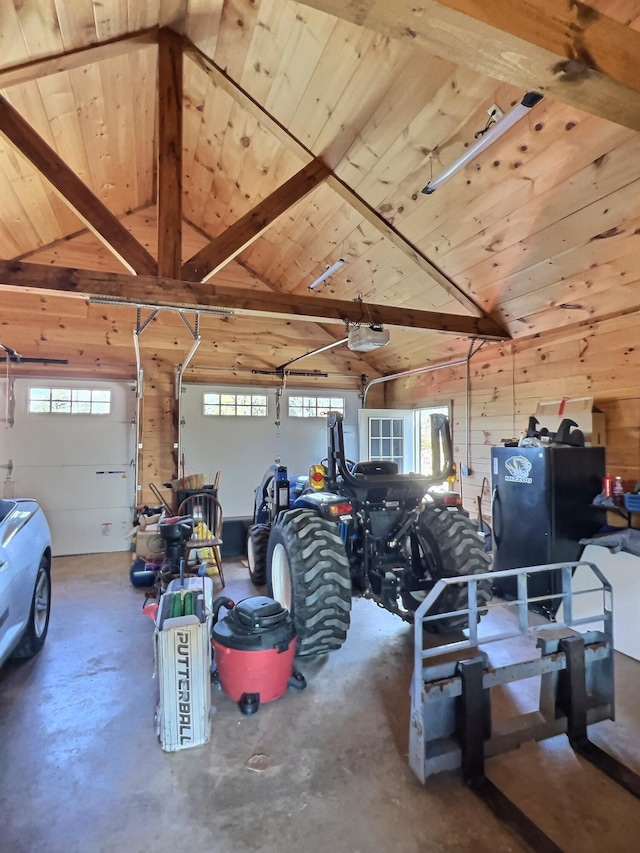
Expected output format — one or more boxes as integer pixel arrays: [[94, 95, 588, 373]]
[[154, 578, 213, 752], [135, 530, 165, 561], [535, 396, 606, 446]]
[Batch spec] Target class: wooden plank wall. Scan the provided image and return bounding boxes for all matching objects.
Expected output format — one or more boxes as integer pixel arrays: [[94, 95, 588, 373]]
[[384, 313, 640, 520]]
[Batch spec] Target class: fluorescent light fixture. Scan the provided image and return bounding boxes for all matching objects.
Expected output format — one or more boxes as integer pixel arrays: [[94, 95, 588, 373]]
[[308, 258, 345, 290], [421, 91, 543, 195]]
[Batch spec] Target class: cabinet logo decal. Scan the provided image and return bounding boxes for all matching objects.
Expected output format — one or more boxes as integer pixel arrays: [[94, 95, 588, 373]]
[[505, 455, 533, 484]]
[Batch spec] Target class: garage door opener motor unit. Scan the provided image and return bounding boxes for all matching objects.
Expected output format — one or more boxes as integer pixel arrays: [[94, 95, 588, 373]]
[[211, 596, 306, 715]]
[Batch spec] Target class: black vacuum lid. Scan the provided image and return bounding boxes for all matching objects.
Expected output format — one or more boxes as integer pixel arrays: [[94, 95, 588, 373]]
[[212, 596, 295, 651]]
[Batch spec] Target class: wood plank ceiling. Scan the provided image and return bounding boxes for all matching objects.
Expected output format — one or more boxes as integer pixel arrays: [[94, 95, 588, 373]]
[[2, 0, 640, 386]]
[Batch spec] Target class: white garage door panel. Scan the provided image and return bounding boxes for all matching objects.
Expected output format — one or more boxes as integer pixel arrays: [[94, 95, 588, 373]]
[[181, 386, 360, 519], [3, 379, 134, 556], [45, 508, 133, 556]]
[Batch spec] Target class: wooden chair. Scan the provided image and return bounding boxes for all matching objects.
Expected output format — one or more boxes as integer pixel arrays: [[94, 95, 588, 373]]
[[177, 492, 225, 588]]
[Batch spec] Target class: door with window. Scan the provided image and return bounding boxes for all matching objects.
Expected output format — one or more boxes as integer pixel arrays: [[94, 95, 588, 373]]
[[358, 405, 451, 477], [357, 410, 415, 473]]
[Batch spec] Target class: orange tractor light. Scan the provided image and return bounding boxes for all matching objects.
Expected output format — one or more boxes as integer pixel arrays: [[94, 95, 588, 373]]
[[328, 501, 353, 517], [309, 464, 326, 490]]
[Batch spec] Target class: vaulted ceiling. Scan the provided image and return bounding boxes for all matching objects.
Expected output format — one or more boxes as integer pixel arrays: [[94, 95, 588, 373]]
[[2, 0, 640, 386]]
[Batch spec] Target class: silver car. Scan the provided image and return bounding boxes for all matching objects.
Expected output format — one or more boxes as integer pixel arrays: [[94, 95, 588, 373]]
[[0, 498, 52, 668]]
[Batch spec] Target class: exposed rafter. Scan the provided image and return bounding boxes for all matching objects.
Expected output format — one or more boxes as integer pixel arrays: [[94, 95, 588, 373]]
[[183, 39, 482, 316], [0, 27, 157, 90], [157, 27, 183, 279], [295, 0, 640, 132], [0, 260, 509, 340], [181, 160, 331, 282], [0, 94, 157, 276]]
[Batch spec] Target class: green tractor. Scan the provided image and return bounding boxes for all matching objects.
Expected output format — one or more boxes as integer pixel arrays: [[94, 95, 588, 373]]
[[247, 412, 492, 656]]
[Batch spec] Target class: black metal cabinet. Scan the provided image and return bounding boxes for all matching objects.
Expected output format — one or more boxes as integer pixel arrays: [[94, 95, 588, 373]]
[[491, 445, 605, 615]]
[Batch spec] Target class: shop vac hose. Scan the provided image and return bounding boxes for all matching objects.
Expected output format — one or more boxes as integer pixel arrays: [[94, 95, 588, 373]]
[[211, 596, 235, 626]]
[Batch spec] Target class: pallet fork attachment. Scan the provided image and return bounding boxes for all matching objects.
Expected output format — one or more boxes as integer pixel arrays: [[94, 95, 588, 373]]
[[410, 561, 640, 852]]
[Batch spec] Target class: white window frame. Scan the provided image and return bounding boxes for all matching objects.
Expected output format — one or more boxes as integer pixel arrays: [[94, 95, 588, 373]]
[[202, 392, 267, 417], [28, 386, 112, 415], [288, 395, 345, 418]]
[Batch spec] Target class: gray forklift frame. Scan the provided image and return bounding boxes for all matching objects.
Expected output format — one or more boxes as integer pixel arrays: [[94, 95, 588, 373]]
[[409, 561, 640, 852]]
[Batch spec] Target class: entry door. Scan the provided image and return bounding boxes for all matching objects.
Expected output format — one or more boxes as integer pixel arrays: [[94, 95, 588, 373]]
[[357, 409, 415, 474]]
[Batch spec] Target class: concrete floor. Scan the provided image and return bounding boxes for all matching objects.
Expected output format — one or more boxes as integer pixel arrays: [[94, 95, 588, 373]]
[[2, 554, 640, 853]]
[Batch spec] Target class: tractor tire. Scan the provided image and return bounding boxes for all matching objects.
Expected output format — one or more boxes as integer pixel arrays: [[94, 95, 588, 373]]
[[247, 523, 270, 586], [402, 506, 492, 633], [267, 508, 352, 657]]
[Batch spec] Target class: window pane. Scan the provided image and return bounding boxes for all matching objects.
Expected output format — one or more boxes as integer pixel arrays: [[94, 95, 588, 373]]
[[393, 420, 403, 437], [29, 401, 49, 413], [221, 404, 235, 416], [221, 394, 235, 405], [52, 400, 71, 413], [72, 401, 91, 414], [289, 397, 302, 408], [317, 398, 330, 409], [30, 388, 50, 400], [371, 438, 380, 457], [52, 389, 71, 402], [92, 402, 110, 415], [370, 419, 380, 438], [253, 405, 267, 417], [289, 406, 302, 417], [393, 439, 403, 456], [382, 438, 391, 456], [381, 420, 391, 438], [73, 390, 91, 402], [92, 390, 110, 402], [237, 405, 251, 416]]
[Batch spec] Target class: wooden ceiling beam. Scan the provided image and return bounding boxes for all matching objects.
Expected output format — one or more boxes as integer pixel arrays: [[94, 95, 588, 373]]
[[157, 27, 183, 279], [183, 39, 481, 315], [0, 28, 157, 89], [295, 0, 640, 132], [0, 95, 157, 276], [182, 160, 331, 282], [0, 260, 509, 341]]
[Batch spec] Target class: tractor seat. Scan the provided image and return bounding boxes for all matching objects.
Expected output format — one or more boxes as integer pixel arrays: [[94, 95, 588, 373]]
[[351, 460, 398, 476]]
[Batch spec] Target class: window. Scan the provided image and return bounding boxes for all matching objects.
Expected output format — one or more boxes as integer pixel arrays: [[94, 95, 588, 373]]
[[368, 417, 405, 471], [28, 387, 111, 415], [203, 392, 267, 416], [417, 406, 450, 478], [288, 396, 344, 418]]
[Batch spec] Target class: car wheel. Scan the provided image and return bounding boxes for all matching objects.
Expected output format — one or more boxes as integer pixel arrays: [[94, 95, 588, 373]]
[[13, 555, 52, 659]]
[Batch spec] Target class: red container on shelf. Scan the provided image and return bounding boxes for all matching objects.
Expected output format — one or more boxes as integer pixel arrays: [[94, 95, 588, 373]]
[[602, 473, 614, 498]]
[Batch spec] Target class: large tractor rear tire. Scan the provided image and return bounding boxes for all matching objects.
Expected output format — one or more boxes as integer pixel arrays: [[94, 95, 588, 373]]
[[402, 505, 492, 632], [267, 508, 352, 657], [247, 523, 270, 585]]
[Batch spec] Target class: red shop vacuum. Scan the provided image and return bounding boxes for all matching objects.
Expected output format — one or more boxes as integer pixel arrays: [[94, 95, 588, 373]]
[[211, 596, 306, 715]]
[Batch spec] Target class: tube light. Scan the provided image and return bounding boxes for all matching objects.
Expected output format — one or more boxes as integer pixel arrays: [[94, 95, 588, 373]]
[[308, 259, 345, 290], [421, 91, 543, 195]]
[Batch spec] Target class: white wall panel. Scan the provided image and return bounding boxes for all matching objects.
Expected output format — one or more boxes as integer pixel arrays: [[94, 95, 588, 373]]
[[181, 386, 361, 518]]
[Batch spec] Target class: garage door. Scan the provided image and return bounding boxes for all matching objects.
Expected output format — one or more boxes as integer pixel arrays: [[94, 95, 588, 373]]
[[0, 378, 135, 556]]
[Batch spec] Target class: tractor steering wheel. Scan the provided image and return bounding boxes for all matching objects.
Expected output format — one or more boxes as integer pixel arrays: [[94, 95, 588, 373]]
[[320, 457, 356, 472]]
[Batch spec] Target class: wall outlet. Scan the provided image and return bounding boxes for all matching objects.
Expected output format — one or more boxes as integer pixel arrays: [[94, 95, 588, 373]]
[[461, 466, 471, 477], [487, 104, 504, 120]]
